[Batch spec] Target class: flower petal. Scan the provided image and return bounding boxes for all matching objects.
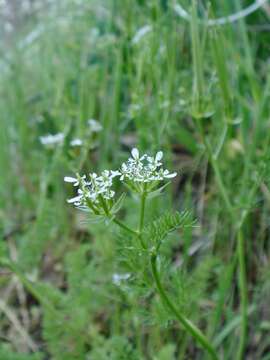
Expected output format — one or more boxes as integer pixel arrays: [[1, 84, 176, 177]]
[[131, 148, 139, 159], [111, 170, 121, 178], [164, 172, 177, 178], [64, 176, 77, 183], [155, 151, 163, 161], [67, 195, 82, 203]]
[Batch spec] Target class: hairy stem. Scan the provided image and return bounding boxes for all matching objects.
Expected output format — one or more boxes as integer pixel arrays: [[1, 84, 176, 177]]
[[151, 253, 219, 360], [236, 229, 248, 360]]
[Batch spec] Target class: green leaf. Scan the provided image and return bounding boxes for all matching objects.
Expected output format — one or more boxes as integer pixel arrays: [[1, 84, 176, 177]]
[[110, 193, 126, 215], [143, 211, 196, 248], [147, 182, 170, 199]]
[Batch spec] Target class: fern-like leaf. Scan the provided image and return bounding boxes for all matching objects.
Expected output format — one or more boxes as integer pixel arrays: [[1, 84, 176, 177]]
[[143, 211, 196, 248]]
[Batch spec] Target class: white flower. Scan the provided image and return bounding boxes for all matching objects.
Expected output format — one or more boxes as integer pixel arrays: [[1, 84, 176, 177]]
[[64, 175, 86, 186], [119, 149, 177, 183], [67, 194, 83, 205], [87, 119, 103, 132], [65, 170, 117, 209], [112, 273, 131, 286], [70, 138, 83, 147], [155, 151, 163, 161], [131, 148, 139, 159], [131, 147, 146, 161], [64, 176, 78, 185], [39, 133, 64, 147]]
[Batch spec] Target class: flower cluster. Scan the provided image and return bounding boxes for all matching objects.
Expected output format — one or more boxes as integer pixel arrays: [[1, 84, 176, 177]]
[[119, 148, 177, 183], [39, 133, 64, 147], [39, 119, 103, 150], [65, 148, 177, 212], [64, 170, 119, 210], [70, 138, 83, 147]]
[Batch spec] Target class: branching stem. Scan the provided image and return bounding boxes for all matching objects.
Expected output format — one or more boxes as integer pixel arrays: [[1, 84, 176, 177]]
[[112, 218, 138, 237]]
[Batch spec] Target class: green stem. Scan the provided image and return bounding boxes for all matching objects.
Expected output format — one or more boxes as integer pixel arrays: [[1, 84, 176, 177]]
[[210, 154, 234, 218], [151, 253, 219, 360], [139, 192, 146, 233], [86, 199, 99, 215], [113, 217, 146, 250], [191, 0, 204, 114], [137, 186, 147, 249], [99, 195, 109, 215], [236, 229, 248, 360], [112, 218, 138, 237]]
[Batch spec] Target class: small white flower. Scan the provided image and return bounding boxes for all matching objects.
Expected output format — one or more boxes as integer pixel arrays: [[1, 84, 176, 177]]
[[64, 175, 86, 187], [112, 273, 131, 286], [87, 119, 103, 132], [65, 170, 117, 209], [155, 151, 163, 162], [131, 148, 139, 159], [119, 149, 177, 184], [163, 170, 177, 179], [64, 176, 78, 183], [111, 170, 121, 178], [39, 133, 64, 147], [70, 138, 83, 147], [67, 194, 83, 204]]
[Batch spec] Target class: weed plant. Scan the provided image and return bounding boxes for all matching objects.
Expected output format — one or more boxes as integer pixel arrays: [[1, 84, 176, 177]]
[[0, 0, 270, 359]]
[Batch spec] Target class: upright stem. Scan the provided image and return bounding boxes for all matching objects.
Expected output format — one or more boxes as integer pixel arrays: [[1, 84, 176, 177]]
[[151, 253, 219, 360], [139, 192, 146, 233], [99, 195, 109, 215], [236, 229, 248, 360], [210, 154, 234, 218]]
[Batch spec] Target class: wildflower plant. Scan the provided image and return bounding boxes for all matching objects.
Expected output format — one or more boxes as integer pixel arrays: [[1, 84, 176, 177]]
[[64, 148, 219, 360]]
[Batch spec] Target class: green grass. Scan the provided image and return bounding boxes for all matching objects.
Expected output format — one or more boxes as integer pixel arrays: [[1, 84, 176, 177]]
[[1, 0, 270, 359]]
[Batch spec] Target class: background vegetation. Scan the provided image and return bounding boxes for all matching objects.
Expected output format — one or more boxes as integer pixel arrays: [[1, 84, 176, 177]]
[[0, 0, 270, 359]]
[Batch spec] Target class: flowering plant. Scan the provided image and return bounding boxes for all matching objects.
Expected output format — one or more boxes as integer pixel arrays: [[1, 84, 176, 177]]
[[64, 148, 219, 360], [64, 148, 176, 221]]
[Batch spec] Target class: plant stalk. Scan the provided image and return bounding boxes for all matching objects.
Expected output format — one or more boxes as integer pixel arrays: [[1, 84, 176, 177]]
[[112, 218, 138, 236], [151, 253, 219, 360], [139, 192, 146, 233], [236, 229, 248, 360]]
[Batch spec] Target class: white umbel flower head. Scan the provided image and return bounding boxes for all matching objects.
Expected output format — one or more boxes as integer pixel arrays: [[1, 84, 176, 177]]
[[119, 148, 177, 184], [64, 170, 118, 212], [39, 133, 64, 147], [70, 138, 83, 147]]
